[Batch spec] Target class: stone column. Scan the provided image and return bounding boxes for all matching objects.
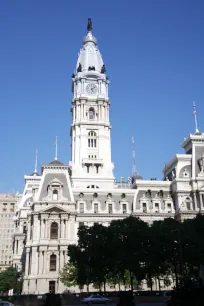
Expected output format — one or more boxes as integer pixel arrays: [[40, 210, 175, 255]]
[[43, 251, 47, 274], [42, 220, 45, 238], [39, 251, 43, 275], [38, 217, 41, 240], [64, 220, 67, 238], [33, 215, 38, 240], [80, 103, 83, 120], [199, 193, 203, 211], [77, 103, 80, 121], [60, 250, 64, 270], [27, 216, 31, 242], [60, 219, 64, 239], [36, 250, 39, 275], [73, 105, 75, 122], [31, 247, 37, 275], [83, 103, 85, 118], [193, 193, 198, 211], [25, 249, 30, 276], [82, 79, 85, 94], [44, 219, 48, 239]]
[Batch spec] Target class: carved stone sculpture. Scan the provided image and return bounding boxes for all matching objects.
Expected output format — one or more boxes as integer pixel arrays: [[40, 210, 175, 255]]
[[101, 64, 106, 74], [77, 63, 82, 73], [198, 153, 204, 174], [88, 66, 95, 71], [87, 18, 92, 32]]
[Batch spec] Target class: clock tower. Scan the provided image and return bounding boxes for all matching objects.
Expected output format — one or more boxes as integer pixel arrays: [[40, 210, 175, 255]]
[[70, 19, 115, 189]]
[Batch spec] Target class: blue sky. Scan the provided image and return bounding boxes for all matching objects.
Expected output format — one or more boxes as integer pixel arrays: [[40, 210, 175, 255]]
[[0, 0, 204, 192]]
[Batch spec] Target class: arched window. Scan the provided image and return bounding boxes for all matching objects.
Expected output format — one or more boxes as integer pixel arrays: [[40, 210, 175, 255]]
[[186, 197, 191, 210], [88, 131, 97, 148], [89, 107, 95, 120], [50, 254, 56, 271], [52, 189, 58, 201], [50, 222, 58, 239]]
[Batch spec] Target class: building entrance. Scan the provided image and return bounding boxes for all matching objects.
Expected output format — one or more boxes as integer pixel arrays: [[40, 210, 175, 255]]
[[49, 281, 55, 293]]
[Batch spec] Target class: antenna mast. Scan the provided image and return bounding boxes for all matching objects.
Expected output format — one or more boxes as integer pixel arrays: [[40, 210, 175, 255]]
[[132, 136, 137, 176]]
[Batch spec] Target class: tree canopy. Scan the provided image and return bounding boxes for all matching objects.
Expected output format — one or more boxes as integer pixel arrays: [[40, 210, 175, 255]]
[[0, 266, 21, 293], [61, 215, 204, 291]]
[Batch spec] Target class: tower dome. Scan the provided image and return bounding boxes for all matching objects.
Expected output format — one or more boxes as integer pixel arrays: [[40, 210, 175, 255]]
[[75, 18, 105, 74]]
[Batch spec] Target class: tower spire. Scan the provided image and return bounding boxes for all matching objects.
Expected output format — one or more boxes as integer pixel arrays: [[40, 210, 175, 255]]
[[34, 149, 38, 174], [193, 101, 199, 133], [54, 136, 58, 160]]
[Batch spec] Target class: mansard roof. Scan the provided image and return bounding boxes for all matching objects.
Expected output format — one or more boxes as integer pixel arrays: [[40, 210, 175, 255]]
[[48, 159, 64, 165], [29, 172, 40, 176]]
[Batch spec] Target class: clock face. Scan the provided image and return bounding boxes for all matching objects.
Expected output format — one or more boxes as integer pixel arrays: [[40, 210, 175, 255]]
[[86, 83, 98, 95]]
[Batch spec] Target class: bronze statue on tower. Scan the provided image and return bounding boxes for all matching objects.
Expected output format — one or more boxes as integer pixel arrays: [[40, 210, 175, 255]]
[[87, 18, 92, 32]]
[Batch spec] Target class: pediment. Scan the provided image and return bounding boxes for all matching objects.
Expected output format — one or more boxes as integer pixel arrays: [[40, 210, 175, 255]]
[[41, 205, 68, 214], [48, 178, 63, 186]]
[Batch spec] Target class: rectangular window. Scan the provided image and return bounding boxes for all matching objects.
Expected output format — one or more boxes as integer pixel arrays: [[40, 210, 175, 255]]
[[142, 203, 147, 212], [94, 203, 98, 213], [50, 255, 57, 271], [23, 225, 27, 234], [155, 203, 159, 212], [167, 203, 171, 212], [122, 204, 127, 214], [80, 203, 84, 213], [108, 204, 113, 214]]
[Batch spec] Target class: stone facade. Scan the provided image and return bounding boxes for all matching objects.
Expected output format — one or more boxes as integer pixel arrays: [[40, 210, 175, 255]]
[[11, 21, 204, 294], [0, 193, 19, 271]]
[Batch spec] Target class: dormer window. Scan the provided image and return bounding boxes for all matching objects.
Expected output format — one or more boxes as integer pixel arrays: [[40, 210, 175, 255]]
[[52, 190, 58, 201], [47, 178, 63, 201]]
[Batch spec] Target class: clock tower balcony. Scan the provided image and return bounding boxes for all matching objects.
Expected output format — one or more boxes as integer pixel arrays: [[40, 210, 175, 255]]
[[82, 158, 103, 166]]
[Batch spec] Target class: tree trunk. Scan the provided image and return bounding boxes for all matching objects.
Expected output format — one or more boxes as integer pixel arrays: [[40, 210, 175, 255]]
[[130, 271, 133, 292], [118, 283, 121, 291], [155, 277, 158, 290], [158, 277, 161, 291], [149, 274, 153, 291], [103, 281, 106, 292]]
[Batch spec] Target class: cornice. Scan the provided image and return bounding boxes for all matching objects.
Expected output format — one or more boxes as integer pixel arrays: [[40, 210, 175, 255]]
[[76, 212, 175, 218], [72, 97, 110, 104]]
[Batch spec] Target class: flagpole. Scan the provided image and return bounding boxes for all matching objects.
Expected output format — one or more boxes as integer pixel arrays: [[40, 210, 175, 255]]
[[34, 149, 38, 173], [55, 136, 58, 160], [193, 102, 199, 133]]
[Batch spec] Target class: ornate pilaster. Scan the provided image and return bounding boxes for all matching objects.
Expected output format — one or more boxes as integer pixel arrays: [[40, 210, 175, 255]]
[[25, 249, 30, 276]]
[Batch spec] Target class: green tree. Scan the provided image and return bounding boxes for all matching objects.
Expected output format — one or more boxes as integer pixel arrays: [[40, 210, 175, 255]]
[[0, 266, 21, 293], [60, 263, 77, 287]]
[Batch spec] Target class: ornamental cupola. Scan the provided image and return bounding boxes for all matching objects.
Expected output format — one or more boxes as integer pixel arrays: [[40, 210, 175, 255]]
[[75, 18, 105, 74]]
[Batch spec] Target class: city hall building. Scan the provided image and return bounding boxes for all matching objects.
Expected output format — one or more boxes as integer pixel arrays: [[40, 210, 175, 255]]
[[12, 20, 204, 294]]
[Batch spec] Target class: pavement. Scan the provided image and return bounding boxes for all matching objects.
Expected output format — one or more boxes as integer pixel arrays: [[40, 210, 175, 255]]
[[64, 304, 166, 306], [136, 303, 166, 306]]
